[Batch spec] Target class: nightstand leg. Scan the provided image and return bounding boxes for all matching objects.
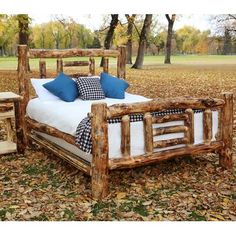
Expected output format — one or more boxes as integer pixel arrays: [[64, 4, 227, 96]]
[[14, 101, 26, 154]]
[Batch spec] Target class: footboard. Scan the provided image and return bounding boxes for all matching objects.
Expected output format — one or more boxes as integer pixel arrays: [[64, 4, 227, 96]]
[[91, 93, 233, 198]]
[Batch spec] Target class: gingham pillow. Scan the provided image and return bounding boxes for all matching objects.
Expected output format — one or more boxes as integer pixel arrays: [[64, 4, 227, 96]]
[[75, 76, 105, 100]]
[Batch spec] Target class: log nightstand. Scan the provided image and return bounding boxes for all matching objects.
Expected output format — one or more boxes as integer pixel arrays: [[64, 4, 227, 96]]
[[0, 92, 22, 155]]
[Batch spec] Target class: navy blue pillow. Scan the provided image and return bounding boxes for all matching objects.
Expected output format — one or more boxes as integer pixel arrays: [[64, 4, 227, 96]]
[[100, 72, 129, 99], [43, 73, 79, 102]]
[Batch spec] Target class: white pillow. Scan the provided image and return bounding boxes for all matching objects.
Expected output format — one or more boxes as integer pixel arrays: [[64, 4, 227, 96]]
[[31, 78, 60, 101]]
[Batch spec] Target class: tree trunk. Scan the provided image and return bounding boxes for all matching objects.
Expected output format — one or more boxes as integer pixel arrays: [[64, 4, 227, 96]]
[[100, 14, 119, 67], [223, 27, 231, 55], [132, 14, 152, 69], [164, 14, 176, 64], [125, 14, 136, 64], [18, 14, 30, 71]]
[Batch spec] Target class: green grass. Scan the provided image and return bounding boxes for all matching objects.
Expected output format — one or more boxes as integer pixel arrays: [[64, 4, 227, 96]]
[[0, 55, 236, 70]]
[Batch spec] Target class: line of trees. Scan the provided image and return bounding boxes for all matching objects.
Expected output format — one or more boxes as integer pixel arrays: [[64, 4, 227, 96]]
[[0, 14, 236, 69]]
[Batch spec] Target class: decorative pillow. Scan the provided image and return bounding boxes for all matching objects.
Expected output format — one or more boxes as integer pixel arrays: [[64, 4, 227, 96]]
[[100, 72, 129, 99], [31, 78, 60, 101], [75, 76, 105, 100], [43, 73, 79, 102]]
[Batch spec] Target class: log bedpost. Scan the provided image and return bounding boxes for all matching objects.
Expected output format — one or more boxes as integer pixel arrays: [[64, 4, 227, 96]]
[[39, 59, 46, 78], [17, 45, 28, 153], [91, 103, 109, 199], [117, 45, 126, 79], [219, 92, 233, 169], [57, 58, 63, 74]]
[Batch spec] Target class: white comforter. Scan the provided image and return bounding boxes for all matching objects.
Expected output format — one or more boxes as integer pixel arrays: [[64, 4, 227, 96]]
[[26, 93, 218, 159]]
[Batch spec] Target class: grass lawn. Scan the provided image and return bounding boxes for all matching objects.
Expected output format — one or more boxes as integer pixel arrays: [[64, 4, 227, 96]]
[[1, 55, 236, 70], [0, 57, 236, 221]]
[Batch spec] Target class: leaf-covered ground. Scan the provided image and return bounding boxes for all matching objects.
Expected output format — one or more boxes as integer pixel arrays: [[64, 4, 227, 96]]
[[0, 63, 236, 221]]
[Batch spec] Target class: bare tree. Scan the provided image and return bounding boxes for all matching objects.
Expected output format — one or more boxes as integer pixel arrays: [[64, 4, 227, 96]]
[[164, 14, 176, 64], [125, 14, 136, 64], [100, 14, 119, 67], [132, 14, 152, 69]]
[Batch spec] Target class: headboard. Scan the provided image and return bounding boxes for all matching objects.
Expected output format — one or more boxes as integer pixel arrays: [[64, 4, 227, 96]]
[[17, 45, 126, 144]]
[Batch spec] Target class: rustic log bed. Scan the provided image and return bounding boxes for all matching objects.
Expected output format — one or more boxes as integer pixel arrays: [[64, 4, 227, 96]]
[[17, 45, 234, 200]]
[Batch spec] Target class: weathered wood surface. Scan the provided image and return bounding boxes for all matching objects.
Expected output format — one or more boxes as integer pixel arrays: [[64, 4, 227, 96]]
[[152, 113, 189, 124], [17, 45, 28, 153], [109, 141, 224, 170], [153, 137, 188, 148], [219, 92, 233, 169], [68, 73, 90, 78], [107, 97, 225, 118], [103, 57, 109, 74], [121, 115, 131, 157], [117, 46, 126, 79], [26, 117, 77, 147], [5, 118, 14, 142], [153, 125, 187, 136], [185, 109, 194, 145], [143, 113, 153, 154], [0, 141, 17, 155], [91, 103, 109, 200], [57, 58, 63, 73], [216, 109, 222, 141], [203, 109, 212, 144], [28, 133, 91, 175], [0, 92, 22, 102], [39, 59, 46, 78], [29, 48, 120, 58], [63, 61, 89, 67], [89, 57, 95, 75]]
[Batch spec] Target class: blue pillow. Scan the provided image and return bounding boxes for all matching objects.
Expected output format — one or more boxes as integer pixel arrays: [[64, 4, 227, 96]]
[[43, 73, 79, 102], [100, 72, 129, 99]]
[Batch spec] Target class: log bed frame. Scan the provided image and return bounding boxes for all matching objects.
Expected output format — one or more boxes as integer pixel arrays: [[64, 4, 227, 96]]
[[17, 45, 234, 200]]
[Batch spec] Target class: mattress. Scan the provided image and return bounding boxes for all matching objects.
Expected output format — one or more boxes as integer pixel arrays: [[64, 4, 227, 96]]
[[26, 93, 219, 160]]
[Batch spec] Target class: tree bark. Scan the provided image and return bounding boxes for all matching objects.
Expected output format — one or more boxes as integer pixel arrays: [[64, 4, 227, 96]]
[[18, 14, 30, 71], [125, 14, 136, 64], [164, 14, 176, 64], [132, 14, 152, 69], [100, 14, 119, 67]]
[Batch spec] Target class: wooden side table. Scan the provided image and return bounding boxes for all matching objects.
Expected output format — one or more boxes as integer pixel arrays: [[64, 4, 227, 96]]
[[0, 92, 22, 155]]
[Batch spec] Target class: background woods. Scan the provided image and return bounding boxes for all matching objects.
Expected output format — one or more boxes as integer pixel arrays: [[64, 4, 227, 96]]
[[0, 14, 236, 68]]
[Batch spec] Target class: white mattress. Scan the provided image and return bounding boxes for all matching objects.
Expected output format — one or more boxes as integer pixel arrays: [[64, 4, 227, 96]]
[[26, 93, 219, 160]]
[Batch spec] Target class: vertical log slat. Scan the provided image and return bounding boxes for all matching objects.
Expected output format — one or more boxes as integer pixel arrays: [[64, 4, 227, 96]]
[[203, 109, 212, 144], [219, 92, 233, 169], [216, 109, 222, 141], [103, 57, 109, 74], [5, 118, 14, 142], [89, 57, 95, 75], [17, 45, 28, 153], [91, 103, 109, 199], [39, 59, 46, 78], [121, 115, 130, 157], [57, 58, 63, 74], [117, 45, 126, 79], [144, 112, 153, 153], [185, 109, 194, 145]]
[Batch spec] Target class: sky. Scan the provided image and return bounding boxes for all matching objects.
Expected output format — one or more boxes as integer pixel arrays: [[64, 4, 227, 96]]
[[30, 14, 212, 32]]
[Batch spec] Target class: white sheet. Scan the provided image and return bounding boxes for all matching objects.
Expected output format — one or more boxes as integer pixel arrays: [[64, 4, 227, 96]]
[[26, 93, 219, 159]]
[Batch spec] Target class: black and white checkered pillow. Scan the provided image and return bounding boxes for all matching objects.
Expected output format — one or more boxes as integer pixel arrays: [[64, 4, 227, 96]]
[[75, 76, 105, 100]]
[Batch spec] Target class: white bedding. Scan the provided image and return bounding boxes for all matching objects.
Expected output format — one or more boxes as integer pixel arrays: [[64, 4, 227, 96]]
[[26, 92, 219, 160]]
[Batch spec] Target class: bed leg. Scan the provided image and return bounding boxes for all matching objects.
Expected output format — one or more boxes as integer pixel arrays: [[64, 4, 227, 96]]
[[91, 103, 109, 200], [219, 92, 233, 169]]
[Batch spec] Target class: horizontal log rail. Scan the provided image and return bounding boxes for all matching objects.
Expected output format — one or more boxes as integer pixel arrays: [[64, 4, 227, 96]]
[[152, 113, 188, 123], [153, 125, 187, 136], [26, 117, 78, 148], [109, 141, 224, 170], [63, 61, 90, 67], [28, 133, 91, 175], [28, 48, 120, 58], [153, 137, 188, 148], [107, 97, 225, 118]]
